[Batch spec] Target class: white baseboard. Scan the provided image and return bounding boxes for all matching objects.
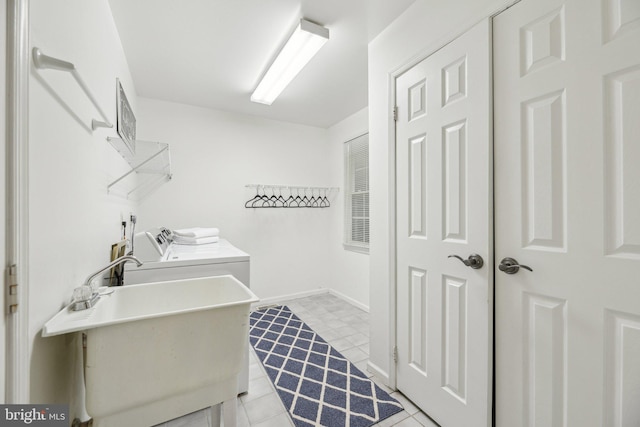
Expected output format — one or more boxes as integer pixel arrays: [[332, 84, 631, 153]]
[[251, 287, 370, 313], [366, 360, 392, 387], [251, 288, 329, 309], [328, 289, 369, 313]]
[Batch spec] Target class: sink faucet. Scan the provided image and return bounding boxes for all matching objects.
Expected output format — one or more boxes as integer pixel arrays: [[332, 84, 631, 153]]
[[72, 255, 143, 311], [83, 255, 143, 288]]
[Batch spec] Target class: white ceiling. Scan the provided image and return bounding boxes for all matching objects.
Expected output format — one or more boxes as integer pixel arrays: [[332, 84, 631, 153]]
[[108, 0, 416, 128]]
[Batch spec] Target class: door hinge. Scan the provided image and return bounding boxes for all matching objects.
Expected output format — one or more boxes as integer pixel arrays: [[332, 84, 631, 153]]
[[7, 264, 19, 314], [392, 346, 398, 363], [392, 106, 398, 122]]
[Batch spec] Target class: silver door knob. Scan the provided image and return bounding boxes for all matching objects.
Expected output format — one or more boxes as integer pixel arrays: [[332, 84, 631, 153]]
[[498, 257, 533, 274], [448, 254, 484, 269]]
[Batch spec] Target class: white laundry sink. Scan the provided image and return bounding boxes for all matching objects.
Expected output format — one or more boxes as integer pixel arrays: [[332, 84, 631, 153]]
[[43, 275, 259, 427]]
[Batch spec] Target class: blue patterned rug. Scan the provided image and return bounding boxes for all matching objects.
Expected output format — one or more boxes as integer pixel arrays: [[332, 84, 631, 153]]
[[249, 306, 403, 427]]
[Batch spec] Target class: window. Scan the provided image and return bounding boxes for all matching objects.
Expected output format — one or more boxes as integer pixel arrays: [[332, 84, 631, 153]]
[[344, 133, 369, 252]]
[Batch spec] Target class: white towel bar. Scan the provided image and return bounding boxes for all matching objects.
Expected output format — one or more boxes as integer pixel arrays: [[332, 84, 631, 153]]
[[32, 47, 113, 131]]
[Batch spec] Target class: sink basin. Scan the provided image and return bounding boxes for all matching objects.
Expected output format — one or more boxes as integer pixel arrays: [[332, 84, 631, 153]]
[[43, 274, 258, 336], [43, 275, 259, 426]]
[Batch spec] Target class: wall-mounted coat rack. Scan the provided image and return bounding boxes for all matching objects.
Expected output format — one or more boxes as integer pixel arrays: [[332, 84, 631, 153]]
[[245, 184, 338, 208], [32, 47, 113, 131]]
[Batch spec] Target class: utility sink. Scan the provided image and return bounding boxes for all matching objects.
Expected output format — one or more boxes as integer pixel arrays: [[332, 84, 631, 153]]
[[43, 275, 259, 427]]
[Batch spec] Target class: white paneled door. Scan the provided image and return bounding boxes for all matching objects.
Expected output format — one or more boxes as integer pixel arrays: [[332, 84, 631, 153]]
[[395, 19, 492, 427], [494, 0, 640, 426]]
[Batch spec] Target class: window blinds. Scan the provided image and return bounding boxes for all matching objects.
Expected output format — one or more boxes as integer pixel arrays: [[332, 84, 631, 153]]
[[344, 134, 369, 248]]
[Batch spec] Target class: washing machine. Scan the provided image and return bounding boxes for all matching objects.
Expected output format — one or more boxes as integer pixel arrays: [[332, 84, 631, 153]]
[[124, 226, 252, 394]]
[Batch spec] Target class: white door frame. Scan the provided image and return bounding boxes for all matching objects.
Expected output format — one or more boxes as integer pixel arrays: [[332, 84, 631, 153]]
[[6, 0, 30, 403], [387, 0, 521, 393]]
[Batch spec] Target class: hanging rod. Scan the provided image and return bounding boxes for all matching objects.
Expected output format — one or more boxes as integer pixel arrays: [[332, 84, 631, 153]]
[[32, 47, 113, 131], [245, 184, 339, 191]]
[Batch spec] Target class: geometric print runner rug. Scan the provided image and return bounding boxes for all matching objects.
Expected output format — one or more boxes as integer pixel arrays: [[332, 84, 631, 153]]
[[249, 306, 404, 427]]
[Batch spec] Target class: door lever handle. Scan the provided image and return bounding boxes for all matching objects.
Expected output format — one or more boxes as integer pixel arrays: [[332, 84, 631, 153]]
[[498, 257, 533, 274], [448, 254, 484, 269]]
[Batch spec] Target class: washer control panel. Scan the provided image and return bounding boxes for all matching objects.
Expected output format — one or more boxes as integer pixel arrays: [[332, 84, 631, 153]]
[[133, 227, 174, 261]]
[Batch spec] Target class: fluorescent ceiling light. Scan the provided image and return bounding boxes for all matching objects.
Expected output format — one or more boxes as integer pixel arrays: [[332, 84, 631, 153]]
[[251, 19, 329, 105]]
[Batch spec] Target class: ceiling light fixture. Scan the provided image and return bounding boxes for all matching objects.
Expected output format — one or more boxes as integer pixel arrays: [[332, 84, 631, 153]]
[[251, 19, 329, 105]]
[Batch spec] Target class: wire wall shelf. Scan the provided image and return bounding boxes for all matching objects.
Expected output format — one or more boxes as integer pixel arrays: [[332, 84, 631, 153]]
[[107, 137, 172, 200], [245, 184, 339, 208]]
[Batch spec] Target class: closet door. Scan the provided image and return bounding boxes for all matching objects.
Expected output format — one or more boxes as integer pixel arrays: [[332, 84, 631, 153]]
[[494, 0, 640, 425], [395, 19, 492, 427]]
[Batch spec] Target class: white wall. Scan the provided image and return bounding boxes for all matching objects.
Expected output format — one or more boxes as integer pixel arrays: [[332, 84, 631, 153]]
[[326, 107, 370, 309], [28, 0, 137, 408], [134, 98, 334, 301], [367, 0, 515, 384]]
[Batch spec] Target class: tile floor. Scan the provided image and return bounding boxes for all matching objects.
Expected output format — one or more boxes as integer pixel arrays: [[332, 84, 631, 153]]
[[159, 293, 439, 427]]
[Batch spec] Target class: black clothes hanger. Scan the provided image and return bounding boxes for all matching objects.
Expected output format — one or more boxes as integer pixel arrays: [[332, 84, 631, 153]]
[[245, 186, 263, 208], [301, 188, 311, 207], [320, 188, 329, 208], [311, 188, 320, 207], [275, 187, 287, 208]]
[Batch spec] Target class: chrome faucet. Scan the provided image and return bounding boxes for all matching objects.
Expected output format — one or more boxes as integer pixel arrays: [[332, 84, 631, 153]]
[[71, 255, 143, 311], [83, 255, 143, 288]]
